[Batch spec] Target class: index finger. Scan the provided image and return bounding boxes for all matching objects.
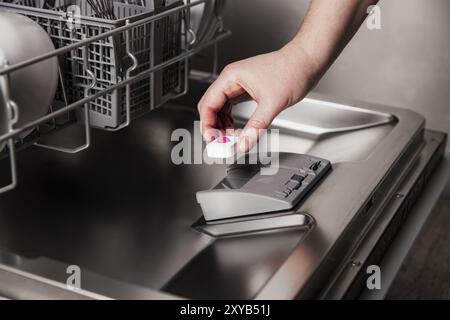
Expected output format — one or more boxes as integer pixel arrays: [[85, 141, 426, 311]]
[[197, 77, 245, 141]]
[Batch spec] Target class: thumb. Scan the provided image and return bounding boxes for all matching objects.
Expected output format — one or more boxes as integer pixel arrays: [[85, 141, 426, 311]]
[[238, 104, 277, 153]]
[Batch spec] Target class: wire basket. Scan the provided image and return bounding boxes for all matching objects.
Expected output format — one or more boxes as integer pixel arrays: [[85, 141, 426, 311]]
[[0, 0, 230, 194], [0, 0, 186, 129]]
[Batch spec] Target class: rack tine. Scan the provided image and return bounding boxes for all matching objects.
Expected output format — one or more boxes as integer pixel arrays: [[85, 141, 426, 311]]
[[0, 138, 18, 194], [0, 58, 19, 193], [109, 19, 138, 131], [34, 36, 94, 154], [185, 0, 197, 47]]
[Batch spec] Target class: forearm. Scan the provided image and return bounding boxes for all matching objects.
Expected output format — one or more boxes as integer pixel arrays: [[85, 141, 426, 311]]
[[284, 0, 379, 82]]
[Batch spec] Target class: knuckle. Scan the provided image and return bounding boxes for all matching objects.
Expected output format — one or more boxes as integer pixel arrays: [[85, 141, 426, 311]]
[[222, 63, 237, 77], [248, 118, 269, 130], [223, 86, 236, 98]]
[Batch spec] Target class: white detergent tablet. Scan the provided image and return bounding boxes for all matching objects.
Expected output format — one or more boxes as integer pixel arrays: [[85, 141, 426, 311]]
[[206, 135, 239, 158]]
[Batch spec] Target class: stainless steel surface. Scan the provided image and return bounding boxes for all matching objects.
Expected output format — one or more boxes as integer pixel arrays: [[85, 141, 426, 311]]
[[362, 153, 450, 300], [195, 212, 314, 237], [320, 130, 446, 299], [0, 252, 178, 299], [233, 95, 398, 164], [233, 98, 395, 137], [0, 91, 441, 299], [0, 263, 105, 300], [0, 104, 221, 292]]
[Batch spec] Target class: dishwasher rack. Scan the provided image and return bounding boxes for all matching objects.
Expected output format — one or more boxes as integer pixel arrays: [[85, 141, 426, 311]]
[[1, 0, 195, 130], [0, 0, 230, 193]]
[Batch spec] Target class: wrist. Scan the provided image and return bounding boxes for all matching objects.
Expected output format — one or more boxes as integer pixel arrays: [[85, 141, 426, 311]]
[[278, 40, 323, 99]]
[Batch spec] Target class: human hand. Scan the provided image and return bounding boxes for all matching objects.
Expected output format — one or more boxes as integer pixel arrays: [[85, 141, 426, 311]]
[[197, 43, 320, 152]]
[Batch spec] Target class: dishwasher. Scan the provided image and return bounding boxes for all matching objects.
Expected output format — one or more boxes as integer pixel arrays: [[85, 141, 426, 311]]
[[0, 0, 448, 300]]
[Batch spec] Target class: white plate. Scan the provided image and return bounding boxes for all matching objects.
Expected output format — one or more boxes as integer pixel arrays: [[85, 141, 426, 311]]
[[0, 12, 58, 141]]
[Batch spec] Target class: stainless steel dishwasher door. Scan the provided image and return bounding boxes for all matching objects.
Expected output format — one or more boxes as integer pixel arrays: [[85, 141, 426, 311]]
[[0, 93, 435, 299], [0, 103, 309, 299]]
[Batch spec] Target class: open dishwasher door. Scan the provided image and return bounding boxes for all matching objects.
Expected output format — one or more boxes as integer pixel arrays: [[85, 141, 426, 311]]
[[0, 86, 446, 299]]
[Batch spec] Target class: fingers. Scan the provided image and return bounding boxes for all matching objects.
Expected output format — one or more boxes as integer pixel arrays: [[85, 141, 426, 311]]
[[197, 67, 245, 142], [216, 102, 234, 129], [228, 92, 252, 106], [238, 102, 278, 153]]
